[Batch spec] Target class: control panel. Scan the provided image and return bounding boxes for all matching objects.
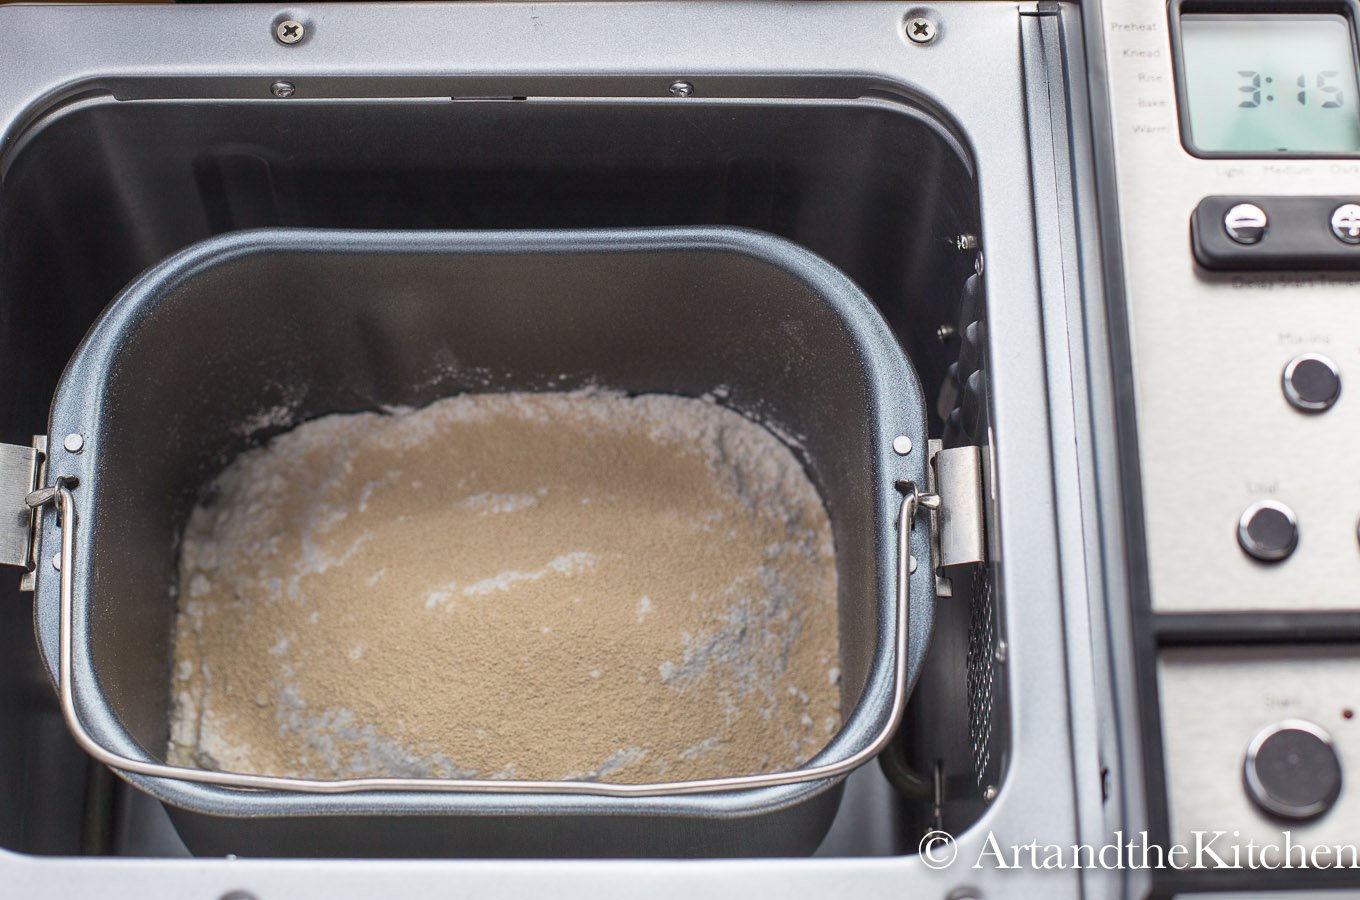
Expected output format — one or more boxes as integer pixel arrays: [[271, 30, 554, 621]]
[[1098, 0, 1360, 886], [1160, 648, 1360, 860], [1102, 0, 1360, 615]]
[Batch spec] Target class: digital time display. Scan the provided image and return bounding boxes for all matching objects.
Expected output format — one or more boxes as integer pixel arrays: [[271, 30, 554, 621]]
[[1180, 13, 1360, 154]]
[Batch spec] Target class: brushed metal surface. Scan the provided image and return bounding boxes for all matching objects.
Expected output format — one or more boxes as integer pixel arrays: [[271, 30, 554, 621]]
[[0, 1, 1120, 896], [934, 445, 987, 568], [1100, 0, 1360, 612], [1159, 647, 1360, 860]]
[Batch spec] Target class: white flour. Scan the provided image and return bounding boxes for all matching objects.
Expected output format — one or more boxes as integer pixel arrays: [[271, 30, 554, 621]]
[[168, 391, 840, 782]]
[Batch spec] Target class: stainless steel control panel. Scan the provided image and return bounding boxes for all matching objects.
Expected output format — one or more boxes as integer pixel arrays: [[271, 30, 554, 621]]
[[1160, 647, 1360, 860], [1100, 0, 1360, 614], [1100, 0, 1360, 887]]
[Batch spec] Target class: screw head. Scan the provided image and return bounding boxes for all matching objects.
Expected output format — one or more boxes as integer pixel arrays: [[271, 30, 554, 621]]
[[669, 80, 694, 98], [982, 784, 998, 803], [62, 433, 84, 453], [892, 435, 913, 456], [51, 550, 61, 572], [906, 16, 937, 44], [275, 19, 305, 45], [936, 322, 956, 343], [271, 81, 297, 98]]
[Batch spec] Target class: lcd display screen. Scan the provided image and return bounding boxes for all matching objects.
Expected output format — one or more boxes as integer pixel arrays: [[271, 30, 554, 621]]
[[1180, 13, 1360, 154]]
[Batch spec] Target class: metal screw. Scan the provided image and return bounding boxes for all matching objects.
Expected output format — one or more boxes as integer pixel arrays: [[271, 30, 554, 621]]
[[271, 81, 296, 98], [669, 80, 694, 98], [892, 435, 913, 456], [954, 234, 978, 251], [905, 16, 937, 44], [936, 323, 956, 343], [51, 551, 61, 572], [982, 784, 998, 803], [275, 19, 304, 45], [909, 555, 918, 574], [62, 433, 84, 454], [994, 640, 1008, 664]]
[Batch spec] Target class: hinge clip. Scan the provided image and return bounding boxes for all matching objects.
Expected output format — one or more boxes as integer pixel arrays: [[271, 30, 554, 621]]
[[924, 440, 987, 597], [0, 436, 48, 590]]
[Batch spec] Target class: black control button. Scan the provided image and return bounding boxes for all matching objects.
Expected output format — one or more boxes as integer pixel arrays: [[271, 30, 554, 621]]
[[1237, 500, 1298, 562], [1244, 721, 1343, 821], [1283, 354, 1341, 412]]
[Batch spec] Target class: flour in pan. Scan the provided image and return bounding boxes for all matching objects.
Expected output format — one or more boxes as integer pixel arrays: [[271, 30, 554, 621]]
[[168, 391, 839, 783]]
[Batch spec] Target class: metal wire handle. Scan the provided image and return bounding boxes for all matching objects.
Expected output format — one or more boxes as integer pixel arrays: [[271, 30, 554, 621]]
[[41, 481, 919, 796]]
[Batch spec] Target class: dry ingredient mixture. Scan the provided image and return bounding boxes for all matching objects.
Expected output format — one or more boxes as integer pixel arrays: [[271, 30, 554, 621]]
[[168, 391, 840, 783]]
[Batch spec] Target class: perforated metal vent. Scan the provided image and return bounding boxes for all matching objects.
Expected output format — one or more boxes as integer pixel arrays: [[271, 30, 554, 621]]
[[939, 271, 1006, 793], [965, 566, 999, 785]]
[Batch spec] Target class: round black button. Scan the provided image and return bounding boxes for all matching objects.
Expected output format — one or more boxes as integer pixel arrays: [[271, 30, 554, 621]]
[[1244, 721, 1343, 821], [1237, 501, 1298, 562], [1282, 354, 1341, 412]]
